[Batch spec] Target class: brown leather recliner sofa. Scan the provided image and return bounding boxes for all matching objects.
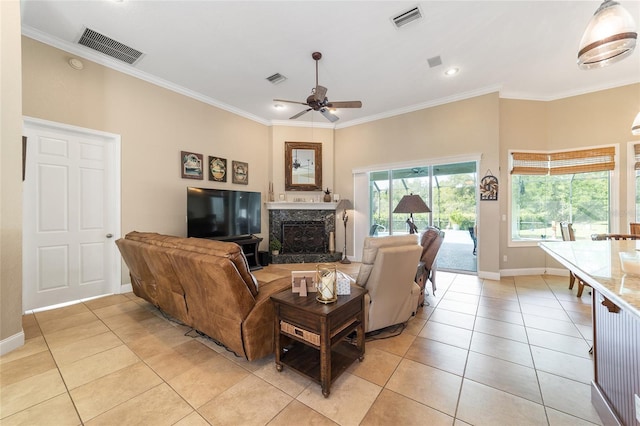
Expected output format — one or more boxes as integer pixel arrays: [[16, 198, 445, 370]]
[[115, 231, 290, 361]]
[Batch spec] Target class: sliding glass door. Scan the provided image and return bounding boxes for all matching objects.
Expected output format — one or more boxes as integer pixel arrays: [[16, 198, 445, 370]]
[[431, 162, 477, 273], [368, 161, 477, 273]]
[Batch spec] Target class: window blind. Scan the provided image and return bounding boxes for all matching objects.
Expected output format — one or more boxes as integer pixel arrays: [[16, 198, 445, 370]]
[[634, 143, 640, 171], [511, 147, 615, 175]]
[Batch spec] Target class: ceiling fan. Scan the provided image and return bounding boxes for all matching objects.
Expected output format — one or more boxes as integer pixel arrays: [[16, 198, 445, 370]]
[[274, 52, 362, 123]]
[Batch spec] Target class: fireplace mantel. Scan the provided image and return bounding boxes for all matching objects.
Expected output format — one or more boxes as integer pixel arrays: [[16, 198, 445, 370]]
[[265, 202, 338, 211]]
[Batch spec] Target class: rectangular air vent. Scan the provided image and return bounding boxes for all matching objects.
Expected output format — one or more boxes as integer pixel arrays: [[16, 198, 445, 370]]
[[427, 56, 442, 68], [392, 6, 423, 29], [266, 73, 287, 84], [78, 28, 143, 65]]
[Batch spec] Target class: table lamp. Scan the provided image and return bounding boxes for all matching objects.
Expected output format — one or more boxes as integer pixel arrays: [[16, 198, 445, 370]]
[[337, 199, 353, 264], [393, 194, 430, 234]]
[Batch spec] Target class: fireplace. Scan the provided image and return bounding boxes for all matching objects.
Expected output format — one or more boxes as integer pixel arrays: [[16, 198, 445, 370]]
[[282, 221, 326, 254], [267, 203, 342, 264]]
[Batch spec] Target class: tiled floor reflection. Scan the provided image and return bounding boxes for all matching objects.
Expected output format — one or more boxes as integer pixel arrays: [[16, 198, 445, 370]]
[[1, 266, 602, 425]]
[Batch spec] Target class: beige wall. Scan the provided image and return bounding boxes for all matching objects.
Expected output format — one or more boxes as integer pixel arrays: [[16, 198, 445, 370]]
[[270, 125, 335, 200], [499, 84, 640, 270], [498, 99, 549, 271], [1, 1, 24, 350], [21, 38, 272, 282], [9, 32, 639, 354], [335, 94, 501, 276]]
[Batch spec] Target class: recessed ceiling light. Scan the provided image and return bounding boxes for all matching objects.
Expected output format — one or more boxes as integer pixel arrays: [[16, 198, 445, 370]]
[[444, 67, 459, 76]]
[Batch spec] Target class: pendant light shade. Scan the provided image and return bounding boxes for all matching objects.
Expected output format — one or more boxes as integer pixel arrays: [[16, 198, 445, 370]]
[[632, 112, 640, 136], [577, 0, 637, 70]]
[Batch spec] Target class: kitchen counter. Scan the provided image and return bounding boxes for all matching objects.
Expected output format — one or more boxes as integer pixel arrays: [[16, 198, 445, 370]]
[[539, 240, 640, 318], [540, 240, 640, 426]]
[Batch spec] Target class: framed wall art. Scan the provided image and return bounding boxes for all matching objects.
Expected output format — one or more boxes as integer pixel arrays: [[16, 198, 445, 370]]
[[181, 151, 203, 180], [285, 141, 322, 191], [208, 156, 227, 182], [232, 160, 248, 185], [480, 170, 498, 201]]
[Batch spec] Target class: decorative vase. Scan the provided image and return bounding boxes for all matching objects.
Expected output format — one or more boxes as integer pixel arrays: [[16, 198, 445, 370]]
[[316, 263, 337, 304]]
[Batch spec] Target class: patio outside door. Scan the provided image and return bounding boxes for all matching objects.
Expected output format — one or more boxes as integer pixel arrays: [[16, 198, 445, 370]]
[[368, 161, 477, 273], [22, 118, 120, 311], [431, 162, 477, 273]]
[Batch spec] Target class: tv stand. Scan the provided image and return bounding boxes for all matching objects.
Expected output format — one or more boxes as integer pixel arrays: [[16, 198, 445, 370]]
[[229, 235, 263, 271]]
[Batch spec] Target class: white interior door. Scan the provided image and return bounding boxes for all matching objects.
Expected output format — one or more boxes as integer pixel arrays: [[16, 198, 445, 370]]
[[23, 118, 120, 311]]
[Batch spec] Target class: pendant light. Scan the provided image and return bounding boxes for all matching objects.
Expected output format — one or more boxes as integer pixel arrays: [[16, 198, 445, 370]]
[[577, 0, 637, 70], [632, 112, 640, 136]]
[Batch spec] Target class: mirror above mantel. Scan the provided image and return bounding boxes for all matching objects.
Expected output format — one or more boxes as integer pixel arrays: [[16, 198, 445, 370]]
[[285, 141, 322, 191]]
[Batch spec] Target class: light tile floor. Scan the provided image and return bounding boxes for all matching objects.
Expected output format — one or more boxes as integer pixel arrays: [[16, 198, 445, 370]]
[[1, 265, 602, 425]]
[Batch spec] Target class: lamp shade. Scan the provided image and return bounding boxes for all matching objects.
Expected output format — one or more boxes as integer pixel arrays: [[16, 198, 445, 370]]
[[577, 0, 637, 70], [337, 199, 353, 211], [632, 111, 640, 136], [393, 194, 431, 214]]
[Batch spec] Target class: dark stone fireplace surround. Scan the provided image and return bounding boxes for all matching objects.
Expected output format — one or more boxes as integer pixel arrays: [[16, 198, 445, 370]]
[[268, 205, 342, 264]]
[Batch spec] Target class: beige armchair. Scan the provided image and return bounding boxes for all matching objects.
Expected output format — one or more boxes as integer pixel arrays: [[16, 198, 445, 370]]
[[355, 235, 422, 333]]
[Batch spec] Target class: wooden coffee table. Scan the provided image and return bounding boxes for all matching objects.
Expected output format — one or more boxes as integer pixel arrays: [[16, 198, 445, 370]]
[[271, 285, 366, 397]]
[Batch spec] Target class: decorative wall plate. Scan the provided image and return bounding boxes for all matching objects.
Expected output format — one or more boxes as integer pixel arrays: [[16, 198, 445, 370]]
[[232, 160, 248, 185], [480, 173, 498, 201], [181, 151, 203, 180], [209, 156, 227, 182]]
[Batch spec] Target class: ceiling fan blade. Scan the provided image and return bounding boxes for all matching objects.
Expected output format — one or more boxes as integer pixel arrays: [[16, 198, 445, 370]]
[[314, 85, 327, 102], [290, 108, 312, 120], [325, 101, 362, 108], [319, 108, 339, 123], [274, 98, 309, 106]]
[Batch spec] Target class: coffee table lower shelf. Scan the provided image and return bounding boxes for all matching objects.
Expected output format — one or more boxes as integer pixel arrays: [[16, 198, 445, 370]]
[[278, 340, 361, 386]]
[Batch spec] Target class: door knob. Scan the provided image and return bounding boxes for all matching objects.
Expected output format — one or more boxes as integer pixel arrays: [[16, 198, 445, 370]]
[[106, 233, 113, 238]]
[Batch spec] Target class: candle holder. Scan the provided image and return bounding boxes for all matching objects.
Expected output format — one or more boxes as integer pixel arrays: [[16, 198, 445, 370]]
[[316, 263, 337, 304]]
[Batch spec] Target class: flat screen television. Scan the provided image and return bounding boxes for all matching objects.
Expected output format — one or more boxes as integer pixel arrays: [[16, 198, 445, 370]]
[[187, 187, 261, 240]]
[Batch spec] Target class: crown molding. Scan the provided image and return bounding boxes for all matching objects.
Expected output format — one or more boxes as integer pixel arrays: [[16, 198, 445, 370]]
[[21, 26, 270, 126], [500, 77, 640, 102], [269, 119, 335, 129], [335, 85, 503, 129], [23, 25, 640, 131]]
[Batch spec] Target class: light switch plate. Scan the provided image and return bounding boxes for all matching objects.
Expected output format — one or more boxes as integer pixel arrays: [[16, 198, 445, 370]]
[[635, 394, 640, 423]]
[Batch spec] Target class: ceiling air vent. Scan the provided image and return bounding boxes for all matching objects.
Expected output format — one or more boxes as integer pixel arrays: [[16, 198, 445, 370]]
[[266, 73, 287, 84], [391, 6, 423, 29], [427, 56, 442, 68], [78, 28, 143, 65]]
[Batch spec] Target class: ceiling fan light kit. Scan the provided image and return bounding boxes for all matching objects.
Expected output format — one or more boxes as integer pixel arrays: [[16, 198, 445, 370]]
[[273, 51, 362, 122], [577, 0, 637, 70]]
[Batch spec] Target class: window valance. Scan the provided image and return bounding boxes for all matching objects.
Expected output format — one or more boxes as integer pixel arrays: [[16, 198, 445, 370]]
[[511, 147, 615, 175]]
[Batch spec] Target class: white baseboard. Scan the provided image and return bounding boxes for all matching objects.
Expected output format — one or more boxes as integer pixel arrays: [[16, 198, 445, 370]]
[[478, 268, 569, 279], [542, 268, 569, 277], [0, 330, 25, 356], [501, 267, 547, 276], [119, 283, 132, 294], [478, 270, 501, 280]]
